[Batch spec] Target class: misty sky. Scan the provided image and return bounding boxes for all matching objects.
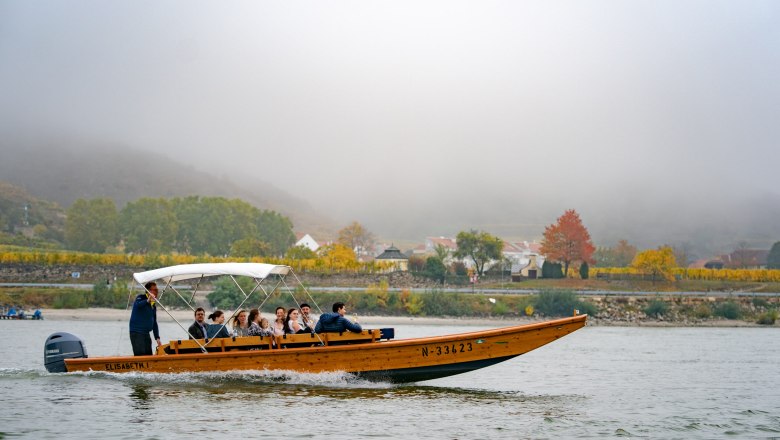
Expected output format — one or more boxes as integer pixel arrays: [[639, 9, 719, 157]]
[[1, 1, 779, 252]]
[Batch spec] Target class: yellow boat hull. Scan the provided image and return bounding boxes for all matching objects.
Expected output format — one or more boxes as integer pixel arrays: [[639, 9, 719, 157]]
[[64, 315, 587, 383]]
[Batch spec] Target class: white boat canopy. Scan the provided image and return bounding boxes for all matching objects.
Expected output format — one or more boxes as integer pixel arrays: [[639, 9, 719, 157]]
[[133, 263, 291, 285]]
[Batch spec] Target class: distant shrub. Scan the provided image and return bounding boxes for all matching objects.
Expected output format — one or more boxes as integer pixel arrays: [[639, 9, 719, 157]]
[[751, 297, 770, 309], [492, 301, 510, 315], [90, 282, 129, 308], [643, 299, 669, 318], [713, 301, 742, 320], [452, 262, 468, 276], [693, 304, 712, 319], [534, 289, 597, 317], [422, 289, 473, 316], [579, 262, 589, 280], [52, 291, 88, 309], [756, 310, 778, 325]]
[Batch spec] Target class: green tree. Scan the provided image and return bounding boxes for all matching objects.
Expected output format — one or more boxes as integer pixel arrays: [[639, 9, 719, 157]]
[[255, 210, 296, 256], [542, 261, 564, 279], [207, 276, 259, 310], [433, 243, 450, 262], [424, 256, 447, 284], [173, 196, 294, 256], [579, 261, 589, 279], [454, 229, 503, 277], [230, 237, 271, 258], [767, 241, 780, 269], [65, 198, 119, 252], [120, 198, 178, 253], [286, 245, 317, 260]]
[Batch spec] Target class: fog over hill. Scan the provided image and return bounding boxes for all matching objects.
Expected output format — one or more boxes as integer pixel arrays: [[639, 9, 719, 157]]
[[0, 137, 338, 239], [1, 2, 779, 258]]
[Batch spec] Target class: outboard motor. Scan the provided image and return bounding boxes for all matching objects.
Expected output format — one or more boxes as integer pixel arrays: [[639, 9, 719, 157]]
[[44, 332, 88, 373]]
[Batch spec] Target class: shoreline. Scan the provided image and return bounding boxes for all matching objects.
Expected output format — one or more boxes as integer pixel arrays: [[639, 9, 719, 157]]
[[36, 308, 775, 328]]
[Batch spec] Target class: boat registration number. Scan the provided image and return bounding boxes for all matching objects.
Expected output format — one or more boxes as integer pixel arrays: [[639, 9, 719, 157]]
[[420, 342, 473, 357]]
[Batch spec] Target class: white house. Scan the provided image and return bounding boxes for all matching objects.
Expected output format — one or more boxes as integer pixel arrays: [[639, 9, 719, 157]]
[[294, 233, 320, 252]]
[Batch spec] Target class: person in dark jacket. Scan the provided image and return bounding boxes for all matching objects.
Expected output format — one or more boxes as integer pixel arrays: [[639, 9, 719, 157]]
[[129, 282, 161, 356], [314, 302, 362, 334], [188, 307, 208, 339], [206, 310, 231, 338]]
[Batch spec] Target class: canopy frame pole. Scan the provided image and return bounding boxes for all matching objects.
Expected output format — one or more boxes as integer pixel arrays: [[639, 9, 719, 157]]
[[216, 274, 266, 338], [282, 270, 324, 345], [255, 276, 284, 311], [290, 269, 324, 314], [188, 275, 204, 304]]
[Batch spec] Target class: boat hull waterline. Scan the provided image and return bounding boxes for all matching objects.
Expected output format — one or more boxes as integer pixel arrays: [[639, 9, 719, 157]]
[[64, 315, 587, 383]]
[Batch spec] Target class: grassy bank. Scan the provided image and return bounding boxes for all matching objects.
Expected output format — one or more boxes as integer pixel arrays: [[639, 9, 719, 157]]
[[4, 283, 777, 326]]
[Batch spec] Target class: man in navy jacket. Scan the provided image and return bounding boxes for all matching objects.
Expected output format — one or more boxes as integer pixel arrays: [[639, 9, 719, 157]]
[[314, 302, 362, 334], [129, 282, 161, 355]]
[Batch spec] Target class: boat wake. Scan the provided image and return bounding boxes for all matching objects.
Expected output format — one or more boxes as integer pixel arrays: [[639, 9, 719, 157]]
[[71, 368, 394, 389]]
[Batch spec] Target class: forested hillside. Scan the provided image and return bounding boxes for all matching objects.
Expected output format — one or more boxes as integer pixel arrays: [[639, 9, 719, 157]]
[[0, 139, 335, 237], [0, 182, 65, 246]]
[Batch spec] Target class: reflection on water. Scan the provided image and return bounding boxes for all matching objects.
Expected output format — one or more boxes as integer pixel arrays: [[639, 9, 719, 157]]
[[129, 384, 152, 410]]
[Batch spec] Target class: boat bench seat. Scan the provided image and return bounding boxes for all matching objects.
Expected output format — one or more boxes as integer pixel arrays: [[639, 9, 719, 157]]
[[160, 336, 275, 354], [158, 328, 395, 355]]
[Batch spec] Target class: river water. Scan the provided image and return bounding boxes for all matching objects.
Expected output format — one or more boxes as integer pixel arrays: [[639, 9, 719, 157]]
[[1, 318, 778, 439]]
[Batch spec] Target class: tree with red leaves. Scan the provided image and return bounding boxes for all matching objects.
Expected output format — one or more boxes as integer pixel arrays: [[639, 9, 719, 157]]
[[540, 209, 595, 277]]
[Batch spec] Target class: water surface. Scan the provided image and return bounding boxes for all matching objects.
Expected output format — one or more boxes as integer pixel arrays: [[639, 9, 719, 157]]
[[1, 319, 778, 439]]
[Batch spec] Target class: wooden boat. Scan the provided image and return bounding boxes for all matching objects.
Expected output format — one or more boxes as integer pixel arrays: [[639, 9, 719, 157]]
[[45, 263, 587, 383]]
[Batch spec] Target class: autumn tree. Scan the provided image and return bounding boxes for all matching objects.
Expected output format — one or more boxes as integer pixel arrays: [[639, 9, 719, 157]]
[[337, 221, 375, 259], [453, 229, 503, 277], [672, 242, 693, 268], [318, 243, 357, 269], [65, 198, 119, 253], [631, 246, 677, 283], [540, 209, 595, 276]]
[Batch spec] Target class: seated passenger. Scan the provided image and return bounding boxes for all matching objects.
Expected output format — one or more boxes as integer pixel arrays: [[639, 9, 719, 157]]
[[248, 310, 274, 337], [258, 318, 273, 336], [271, 307, 286, 336], [230, 309, 250, 336], [187, 307, 208, 339], [300, 303, 317, 332], [206, 310, 231, 338], [314, 302, 362, 334], [284, 308, 306, 334]]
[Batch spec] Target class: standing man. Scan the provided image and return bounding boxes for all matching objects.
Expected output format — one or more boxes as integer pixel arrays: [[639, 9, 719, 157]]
[[188, 307, 208, 340], [314, 302, 362, 334], [129, 281, 161, 356], [300, 303, 317, 332]]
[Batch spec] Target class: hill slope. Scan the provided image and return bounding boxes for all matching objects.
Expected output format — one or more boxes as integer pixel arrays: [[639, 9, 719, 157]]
[[0, 137, 336, 237]]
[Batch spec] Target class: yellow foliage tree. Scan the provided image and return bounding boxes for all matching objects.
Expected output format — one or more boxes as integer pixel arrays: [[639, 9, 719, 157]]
[[631, 246, 677, 283], [318, 243, 358, 270]]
